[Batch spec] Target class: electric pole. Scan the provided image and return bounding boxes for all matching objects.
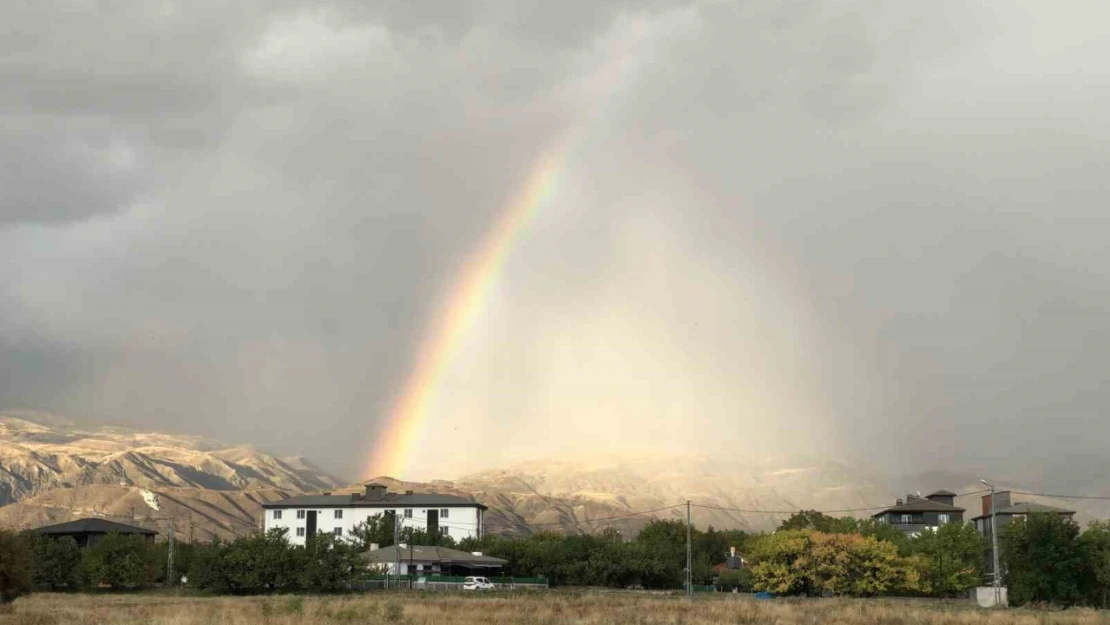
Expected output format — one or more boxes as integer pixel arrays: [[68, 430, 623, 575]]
[[393, 512, 400, 588], [167, 519, 176, 588], [686, 500, 692, 598], [981, 479, 1001, 606]]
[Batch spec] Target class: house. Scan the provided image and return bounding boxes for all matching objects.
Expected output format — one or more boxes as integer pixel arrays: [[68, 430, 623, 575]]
[[34, 518, 157, 548], [263, 483, 487, 546], [871, 490, 965, 536], [363, 544, 507, 576], [971, 490, 1075, 580]]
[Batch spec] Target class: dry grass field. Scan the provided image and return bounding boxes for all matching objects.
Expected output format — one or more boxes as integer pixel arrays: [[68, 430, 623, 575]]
[[2, 592, 1108, 625]]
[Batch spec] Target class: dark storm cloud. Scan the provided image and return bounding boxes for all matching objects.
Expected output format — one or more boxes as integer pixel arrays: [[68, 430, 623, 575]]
[[1, 0, 1108, 481]]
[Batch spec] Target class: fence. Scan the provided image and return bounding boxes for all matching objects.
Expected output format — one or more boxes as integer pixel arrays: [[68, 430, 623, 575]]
[[353, 575, 549, 592]]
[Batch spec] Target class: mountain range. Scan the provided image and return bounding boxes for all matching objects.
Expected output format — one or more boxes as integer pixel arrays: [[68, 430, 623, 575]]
[[1, 410, 1105, 540]]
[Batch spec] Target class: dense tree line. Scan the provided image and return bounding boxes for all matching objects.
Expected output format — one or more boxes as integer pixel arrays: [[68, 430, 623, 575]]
[[5, 510, 1110, 605]]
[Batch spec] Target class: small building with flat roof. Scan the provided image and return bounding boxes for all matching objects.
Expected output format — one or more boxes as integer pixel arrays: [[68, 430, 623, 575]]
[[363, 544, 507, 576], [34, 518, 157, 548]]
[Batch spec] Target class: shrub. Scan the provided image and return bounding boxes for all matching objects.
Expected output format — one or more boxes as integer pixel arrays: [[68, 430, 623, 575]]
[[27, 534, 82, 590], [81, 533, 159, 590], [0, 530, 33, 603]]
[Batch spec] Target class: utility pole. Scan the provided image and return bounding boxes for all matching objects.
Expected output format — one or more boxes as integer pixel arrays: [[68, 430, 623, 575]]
[[981, 479, 1001, 606], [686, 500, 692, 598], [167, 519, 176, 588], [393, 512, 400, 588]]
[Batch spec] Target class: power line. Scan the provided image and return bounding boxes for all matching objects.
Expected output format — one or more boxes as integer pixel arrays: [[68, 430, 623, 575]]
[[690, 489, 991, 515], [1012, 491, 1110, 501]]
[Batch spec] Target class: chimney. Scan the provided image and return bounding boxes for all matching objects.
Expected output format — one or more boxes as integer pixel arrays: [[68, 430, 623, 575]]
[[351, 492, 363, 503], [730, 546, 736, 558], [323, 492, 331, 496], [896, 498, 903, 506], [472, 552, 483, 557], [369, 543, 379, 552], [365, 483, 387, 501], [906, 493, 919, 502], [405, 490, 414, 496]]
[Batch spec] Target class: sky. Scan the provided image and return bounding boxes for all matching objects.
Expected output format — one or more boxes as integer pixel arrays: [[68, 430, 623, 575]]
[[2, 1, 1109, 482]]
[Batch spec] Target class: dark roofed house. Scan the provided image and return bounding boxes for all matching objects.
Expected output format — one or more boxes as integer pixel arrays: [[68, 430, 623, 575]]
[[971, 491, 1075, 581], [363, 544, 507, 577], [35, 518, 157, 548], [871, 491, 965, 536]]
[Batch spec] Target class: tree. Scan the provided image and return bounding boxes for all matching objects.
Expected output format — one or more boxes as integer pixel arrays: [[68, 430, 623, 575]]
[[189, 528, 306, 594], [715, 567, 754, 592], [1001, 513, 1085, 606], [1080, 521, 1110, 608], [778, 511, 858, 534], [0, 529, 32, 603], [301, 534, 365, 592], [349, 513, 396, 550], [907, 523, 984, 596], [750, 530, 813, 595], [751, 530, 916, 597], [28, 534, 82, 590], [81, 533, 159, 590]]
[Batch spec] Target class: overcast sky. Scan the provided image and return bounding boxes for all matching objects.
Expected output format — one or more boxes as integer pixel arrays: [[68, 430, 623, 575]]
[[2, 1, 1108, 481]]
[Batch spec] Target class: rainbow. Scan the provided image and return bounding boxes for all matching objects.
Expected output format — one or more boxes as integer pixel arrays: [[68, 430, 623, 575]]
[[364, 17, 673, 479], [363, 141, 572, 478]]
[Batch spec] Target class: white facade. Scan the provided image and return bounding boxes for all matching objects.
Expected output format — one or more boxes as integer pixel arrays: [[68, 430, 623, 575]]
[[264, 502, 485, 546]]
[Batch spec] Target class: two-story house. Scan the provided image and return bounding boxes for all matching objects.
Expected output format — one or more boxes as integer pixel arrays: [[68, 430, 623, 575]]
[[971, 490, 1075, 580], [263, 483, 487, 546], [871, 490, 965, 536]]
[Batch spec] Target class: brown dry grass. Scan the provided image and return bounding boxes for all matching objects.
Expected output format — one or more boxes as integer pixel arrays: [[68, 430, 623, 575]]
[[2, 592, 1108, 625]]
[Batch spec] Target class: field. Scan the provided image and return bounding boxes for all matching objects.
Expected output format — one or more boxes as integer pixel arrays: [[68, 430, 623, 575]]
[[2, 593, 1108, 625]]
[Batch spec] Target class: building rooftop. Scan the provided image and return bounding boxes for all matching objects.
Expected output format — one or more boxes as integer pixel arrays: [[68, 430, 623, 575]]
[[363, 545, 507, 566], [872, 497, 964, 517], [34, 518, 157, 536], [971, 501, 1075, 520], [264, 490, 485, 509]]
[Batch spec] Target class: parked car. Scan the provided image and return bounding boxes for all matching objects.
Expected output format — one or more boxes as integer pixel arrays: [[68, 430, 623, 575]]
[[463, 576, 495, 591]]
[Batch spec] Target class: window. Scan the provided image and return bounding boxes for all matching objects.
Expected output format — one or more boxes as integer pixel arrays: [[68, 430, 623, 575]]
[[296, 510, 306, 519], [900, 514, 912, 524], [333, 527, 343, 537], [296, 527, 305, 537], [273, 510, 283, 520], [334, 510, 343, 519], [442, 527, 450, 536], [938, 514, 949, 524], [404, 509, 413, 518], [440, 508, 449, 519]]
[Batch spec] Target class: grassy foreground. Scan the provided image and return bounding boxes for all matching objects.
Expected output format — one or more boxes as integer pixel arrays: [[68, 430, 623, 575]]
[[2, 592, 1109, 625]]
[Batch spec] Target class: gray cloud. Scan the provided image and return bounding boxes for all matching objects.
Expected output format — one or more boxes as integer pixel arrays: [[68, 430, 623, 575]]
[[1, 0, 1108, 482]]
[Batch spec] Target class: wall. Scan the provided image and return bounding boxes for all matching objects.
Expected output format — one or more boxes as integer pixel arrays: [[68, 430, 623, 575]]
[[264, 505, 483, 546]]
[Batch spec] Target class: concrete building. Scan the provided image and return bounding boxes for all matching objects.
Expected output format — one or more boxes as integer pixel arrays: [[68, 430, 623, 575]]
[[263, 483, 487, 546], [871, 490, 965, 536]]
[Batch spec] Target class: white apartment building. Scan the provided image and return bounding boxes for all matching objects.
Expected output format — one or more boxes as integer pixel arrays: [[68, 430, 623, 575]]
[[262, 483, 487, 546]]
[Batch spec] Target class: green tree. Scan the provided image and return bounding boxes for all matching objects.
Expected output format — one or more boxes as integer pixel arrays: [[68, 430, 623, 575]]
[[907, 523, 984, 596], [1001, 513, 1085, 606], [28, 534, 82, 590], [301, 533, 365, 592], [189, 528, 306, 594], [81, 533, 159, 590], [750, 530, 813, 595], [0, 529, 33, 603], [715, 567, 754, 592], [778, 511, 857, 533], [1080, 521, 1110, 607], [349, 513, 396, 550]]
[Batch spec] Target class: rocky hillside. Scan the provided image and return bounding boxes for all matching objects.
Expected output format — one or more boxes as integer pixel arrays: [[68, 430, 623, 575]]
[[0, 410, 342, 506]]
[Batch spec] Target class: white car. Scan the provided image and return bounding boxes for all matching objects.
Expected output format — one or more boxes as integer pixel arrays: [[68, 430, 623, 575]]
[[462, 576, 495, 591]]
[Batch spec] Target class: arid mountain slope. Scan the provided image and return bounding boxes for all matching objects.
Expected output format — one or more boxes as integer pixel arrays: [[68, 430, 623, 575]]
[[0, 411, 342, 506]]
